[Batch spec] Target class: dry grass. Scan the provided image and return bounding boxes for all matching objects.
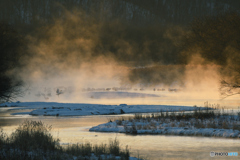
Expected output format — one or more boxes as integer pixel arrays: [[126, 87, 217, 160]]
[[110, 108, 240, 133], [0, 120, 131, 160]]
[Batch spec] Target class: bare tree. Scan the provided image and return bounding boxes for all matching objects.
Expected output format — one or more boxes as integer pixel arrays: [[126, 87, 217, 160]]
[[0, 22, 25, 102], [220, 66, 240, 98], [181, 12, 240, 98], [0, 78, 23, 102], [220, 80, 240, 98]]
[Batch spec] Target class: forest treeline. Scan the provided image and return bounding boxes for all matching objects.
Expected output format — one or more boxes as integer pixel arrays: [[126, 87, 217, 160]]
[[0, 1, 240, 101], [0, 0, 240, 29]]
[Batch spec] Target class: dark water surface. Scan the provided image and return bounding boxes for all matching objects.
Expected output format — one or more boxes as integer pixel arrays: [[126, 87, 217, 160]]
[[0, 107, 240, 160]]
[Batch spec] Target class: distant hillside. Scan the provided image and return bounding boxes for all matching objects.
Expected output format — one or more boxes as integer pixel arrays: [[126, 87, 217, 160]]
[[0, 0, 239, 27]]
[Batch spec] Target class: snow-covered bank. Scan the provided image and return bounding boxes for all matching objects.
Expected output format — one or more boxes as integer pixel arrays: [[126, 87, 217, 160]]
[[0, 149, 140, 160], [0, 102, 204, 116], [89, 115, 240, 138]]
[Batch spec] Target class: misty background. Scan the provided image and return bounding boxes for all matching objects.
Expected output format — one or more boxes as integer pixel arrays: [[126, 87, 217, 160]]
[[0, 0, 240, 104]]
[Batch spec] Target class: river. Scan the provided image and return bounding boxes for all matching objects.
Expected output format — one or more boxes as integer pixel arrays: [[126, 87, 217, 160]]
[[0, 107, 239, 160]]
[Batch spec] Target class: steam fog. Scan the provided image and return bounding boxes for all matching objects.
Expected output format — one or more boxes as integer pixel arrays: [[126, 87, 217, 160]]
[[15, 10, 240, 107]]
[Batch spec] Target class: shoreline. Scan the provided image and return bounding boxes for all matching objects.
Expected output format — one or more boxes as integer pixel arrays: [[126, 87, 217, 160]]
[[89, 111, 240, 139], [0, 102, 209, 116]]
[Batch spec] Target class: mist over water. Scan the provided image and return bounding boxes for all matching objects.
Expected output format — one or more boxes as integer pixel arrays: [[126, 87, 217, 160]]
[[13, 10, 240, 107], [1, 3, 240, 160]]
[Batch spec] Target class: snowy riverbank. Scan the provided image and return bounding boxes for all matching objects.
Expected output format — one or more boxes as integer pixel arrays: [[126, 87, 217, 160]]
[[89, 112, 240, 138], [0, 102, 205, 116]]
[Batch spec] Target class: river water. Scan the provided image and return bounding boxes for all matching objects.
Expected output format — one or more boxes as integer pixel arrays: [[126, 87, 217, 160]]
[[0, 107, 240, 160]]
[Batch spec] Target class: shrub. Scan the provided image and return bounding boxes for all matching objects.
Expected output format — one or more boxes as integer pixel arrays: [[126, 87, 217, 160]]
[[194, 120, 205, 129], [0, 128, 7, 148], [93, 144, 107, 156], [179, 121, 186, 127], [129, 123, 137, 134], [170, 122, 175, 127], [206, 121, 217, 129], [116, 120, 123, 125], [134, 113, 143, 120], [0, 120, 131, 160], [137, 125, 142, 130], [10, 120, 60, 151], [109, 138, 120, 156], [232, 123, 240, 131], [222, 121, 230, 129], [65, 143, 92, 156]]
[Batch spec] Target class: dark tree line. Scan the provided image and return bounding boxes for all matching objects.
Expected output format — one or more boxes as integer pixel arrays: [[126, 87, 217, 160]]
[[181, 12, 240, 65], [0, 23, 26, 102], [0, 2, 240, 101], [0, 0, 239, 28], [125, 11, 240, 90], [181, 12, 240, 97]]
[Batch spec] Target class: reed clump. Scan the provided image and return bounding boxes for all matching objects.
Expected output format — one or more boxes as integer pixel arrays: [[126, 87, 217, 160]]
[[0, 120, 131, 160], [109, 107, 240, 134]]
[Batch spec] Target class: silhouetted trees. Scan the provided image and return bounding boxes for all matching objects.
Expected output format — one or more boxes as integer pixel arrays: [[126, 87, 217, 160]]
[[0, 22, 25, 102], [182, 12, 240, 65], [0, 1, 239, 101], [0, 0, 239, 27], [181, 12, 240, 97]]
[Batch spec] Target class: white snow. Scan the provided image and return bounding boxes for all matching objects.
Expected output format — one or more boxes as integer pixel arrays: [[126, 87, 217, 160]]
[[0, 102, 203, 116], [89, 116, 240, 138], [0, 148, 139, 160]]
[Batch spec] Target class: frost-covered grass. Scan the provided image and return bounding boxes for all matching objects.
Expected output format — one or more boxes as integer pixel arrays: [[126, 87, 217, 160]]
[[63, 138, 130, 159], [90, 109, 240, 138], [0, 120, 133, 160]]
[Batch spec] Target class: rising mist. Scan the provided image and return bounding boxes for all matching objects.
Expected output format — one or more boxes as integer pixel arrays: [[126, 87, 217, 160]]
[[0, 3, 239, 106]]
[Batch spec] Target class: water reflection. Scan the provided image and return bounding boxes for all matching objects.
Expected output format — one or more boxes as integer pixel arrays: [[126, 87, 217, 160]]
[[0, 108, 239, 160]]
